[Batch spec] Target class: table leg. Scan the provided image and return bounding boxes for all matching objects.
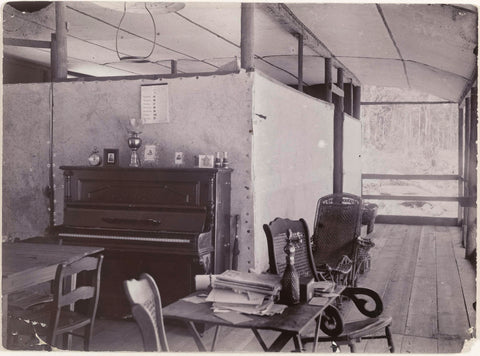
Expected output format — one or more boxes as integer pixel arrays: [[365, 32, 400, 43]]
[[292, 334, 304, 352], [185, 321, 207, 351], [251, 328, 268, 351], [211, 325, 221, 351], [312, 314, 321, 352], [266, 332, 294, 352]]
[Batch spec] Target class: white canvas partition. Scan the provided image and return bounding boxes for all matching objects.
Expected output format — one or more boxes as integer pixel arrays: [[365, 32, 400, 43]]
[[252, 72, 335, 271], [343, 114, 362, 195]]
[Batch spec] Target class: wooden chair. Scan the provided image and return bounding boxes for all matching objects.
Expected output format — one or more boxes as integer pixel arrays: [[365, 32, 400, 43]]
[[264, 217, 394, 353], [123, 273, 169, 352], [9, 254, 104, 351], [312, 193, 363, 286]]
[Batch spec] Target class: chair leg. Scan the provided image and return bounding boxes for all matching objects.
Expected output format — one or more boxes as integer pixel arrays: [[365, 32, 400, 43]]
[[84, 323, 94, 351], [348, 341, 357, 353], [385, 325, 395, 353]]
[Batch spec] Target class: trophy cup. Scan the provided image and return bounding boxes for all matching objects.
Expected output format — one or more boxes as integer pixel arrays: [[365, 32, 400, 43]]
[[127, 118, 143, 167]]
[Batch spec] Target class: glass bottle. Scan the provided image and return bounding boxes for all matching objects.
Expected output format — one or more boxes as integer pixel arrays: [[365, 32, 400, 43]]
[[280, 229, 300, 305]]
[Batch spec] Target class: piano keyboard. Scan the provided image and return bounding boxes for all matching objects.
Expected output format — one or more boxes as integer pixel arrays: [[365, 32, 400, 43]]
[[58, 232, 190, 244]]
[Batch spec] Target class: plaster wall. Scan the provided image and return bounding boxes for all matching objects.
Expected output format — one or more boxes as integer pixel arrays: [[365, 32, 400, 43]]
[[343, 114, 362, 195], [51, 73, 255, 271], [252, 72, 335, 272], [2, 83, 51, 240]]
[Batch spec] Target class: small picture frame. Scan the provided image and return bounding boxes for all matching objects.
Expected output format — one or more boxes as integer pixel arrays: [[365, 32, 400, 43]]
[[103, 148, 119, 167], [196, 154, 214, 168]]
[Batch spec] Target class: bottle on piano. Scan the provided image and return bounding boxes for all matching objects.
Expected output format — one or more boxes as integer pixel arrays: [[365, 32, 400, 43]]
[[280, 229, 300, 305]]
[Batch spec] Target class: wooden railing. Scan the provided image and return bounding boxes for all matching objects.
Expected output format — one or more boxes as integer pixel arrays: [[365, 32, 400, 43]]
[[361, 173, 462, 226]]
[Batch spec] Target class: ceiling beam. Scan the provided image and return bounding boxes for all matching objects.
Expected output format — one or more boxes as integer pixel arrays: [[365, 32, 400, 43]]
[[259, 3, 360, 86]]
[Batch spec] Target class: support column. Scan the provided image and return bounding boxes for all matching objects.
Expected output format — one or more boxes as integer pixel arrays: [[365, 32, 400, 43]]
[[171, 60, 178, 74], [344, 83, 353, 116], [333, 68, 344, 193], [241, 3, 255, 72], [297, 33, 304, 92], [465, 87, 477, 259], [54, 1, 68, 80], [353, 85, 361, 119], [324, 57, 333, 103], [458, 105, 464, 227]]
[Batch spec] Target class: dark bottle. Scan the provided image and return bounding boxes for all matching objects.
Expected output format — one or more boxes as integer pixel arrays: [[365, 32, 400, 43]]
[[280, 229, 300, 305]]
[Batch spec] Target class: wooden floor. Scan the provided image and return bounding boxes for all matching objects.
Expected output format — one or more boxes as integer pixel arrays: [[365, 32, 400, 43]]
[[74, 224, 476, 353]]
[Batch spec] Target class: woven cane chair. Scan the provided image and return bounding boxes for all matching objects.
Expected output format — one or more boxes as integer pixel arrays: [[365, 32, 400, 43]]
[[264, 217, 394, 353], [124, 273, 169, 352], [312, 193, 363, 286]]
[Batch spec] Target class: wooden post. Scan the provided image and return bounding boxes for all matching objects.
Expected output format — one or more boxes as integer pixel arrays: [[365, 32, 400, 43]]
[[54, 1, 68, 79], [333, 68, 344, 193], [324, 57, 332, 103], [240, 3, 255, 71], [171, 60, 178, 74], [50, 33, 57, 81], [462, 97, 471, 248], [458, 105, 464, 227], [353, 85, 361, 119], [297, 33, 304, 92], [344, 83, 353, 116], [465, 87, 477, 259]]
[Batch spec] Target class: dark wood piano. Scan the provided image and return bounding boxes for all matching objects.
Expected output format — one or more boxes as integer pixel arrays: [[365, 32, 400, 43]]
[[56, 166, 232, 317]]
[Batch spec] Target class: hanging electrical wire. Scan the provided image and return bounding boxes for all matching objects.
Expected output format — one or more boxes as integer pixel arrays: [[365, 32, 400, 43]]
[[115, 2, 157, 62]]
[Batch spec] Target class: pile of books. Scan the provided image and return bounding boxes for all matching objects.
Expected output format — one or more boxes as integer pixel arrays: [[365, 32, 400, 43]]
[[308, 280, 339, 306], [206, 270, 286, 316]]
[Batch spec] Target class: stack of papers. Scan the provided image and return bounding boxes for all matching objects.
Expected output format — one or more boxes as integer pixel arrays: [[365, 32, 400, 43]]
[[213, 270, 282, 296], [205, 270, 286, 317]]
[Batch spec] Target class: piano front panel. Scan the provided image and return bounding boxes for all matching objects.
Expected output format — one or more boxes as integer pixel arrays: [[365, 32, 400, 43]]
[[63, 207, 207, 232], [78, 179, 201, 206]]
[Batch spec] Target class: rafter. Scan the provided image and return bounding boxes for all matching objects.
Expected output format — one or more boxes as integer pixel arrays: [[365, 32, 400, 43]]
[[258, 3, 360, 86]]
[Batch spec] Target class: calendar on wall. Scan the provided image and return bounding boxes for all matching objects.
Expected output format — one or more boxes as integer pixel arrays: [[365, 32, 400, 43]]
[[141, 83, 169, 124]]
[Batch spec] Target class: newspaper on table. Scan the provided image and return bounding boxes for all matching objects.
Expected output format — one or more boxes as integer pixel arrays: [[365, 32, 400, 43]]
[[212, 270, 282, 296]]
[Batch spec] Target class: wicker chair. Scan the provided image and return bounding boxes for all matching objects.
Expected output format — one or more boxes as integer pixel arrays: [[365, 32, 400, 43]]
[[312, 193, 363, 286], [263, 217, 394, 353]]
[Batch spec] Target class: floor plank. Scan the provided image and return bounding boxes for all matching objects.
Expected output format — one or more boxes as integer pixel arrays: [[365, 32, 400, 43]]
[[435, 226, 471, 340], [405, 225, 438, 338]]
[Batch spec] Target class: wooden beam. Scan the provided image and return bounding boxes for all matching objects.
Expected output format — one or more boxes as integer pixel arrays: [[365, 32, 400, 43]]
[[3, 38, 51, 48], [362, 195, 460, 202], [344, 83, 353, 115], [324, 57, 333, 103], [240, 3, 255, 72], [330, 83, 344, 98], [50, 33, 57, 82], [54, 2, 68, 79], [353, 85, 361, 119], [362, 174, 460, 180], [361, 101, 454, 105], [375, 215, 459, 226], [297, 33, 304, 92], [259, 3, 360, 86]]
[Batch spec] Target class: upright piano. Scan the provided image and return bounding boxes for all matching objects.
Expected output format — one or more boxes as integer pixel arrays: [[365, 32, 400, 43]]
[[56, 166, 232, 317]]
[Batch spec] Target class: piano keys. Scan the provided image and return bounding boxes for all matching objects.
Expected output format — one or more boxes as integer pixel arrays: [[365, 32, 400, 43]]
[[56, 166, 232, 317]]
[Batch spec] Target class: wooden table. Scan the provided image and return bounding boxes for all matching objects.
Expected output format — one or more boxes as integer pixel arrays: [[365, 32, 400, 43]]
[[2, 242, 104, 348], [163, 290, 343, 352]]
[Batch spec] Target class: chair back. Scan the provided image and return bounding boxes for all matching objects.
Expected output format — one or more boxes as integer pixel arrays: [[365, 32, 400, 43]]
[[263, 218, 317, 279], [312, 193, 363, 267], [124, 273, 169, 352], [50, 254, 104, 347]]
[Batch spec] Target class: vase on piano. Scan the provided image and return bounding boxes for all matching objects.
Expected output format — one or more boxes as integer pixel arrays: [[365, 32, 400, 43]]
[[127, 118, 143, 167]]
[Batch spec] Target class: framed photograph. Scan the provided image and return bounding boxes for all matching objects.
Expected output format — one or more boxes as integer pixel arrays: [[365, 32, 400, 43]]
[[103, 148, 119, 167]]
